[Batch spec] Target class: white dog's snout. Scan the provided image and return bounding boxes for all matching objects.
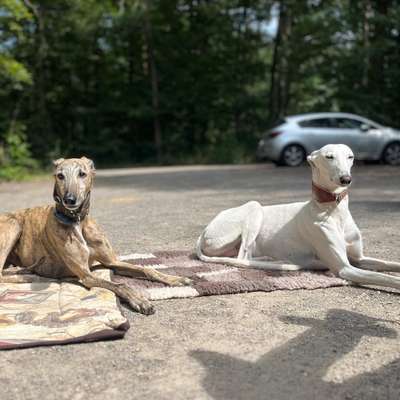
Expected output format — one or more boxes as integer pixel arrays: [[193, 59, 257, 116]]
[[339, 174, 352, 185]]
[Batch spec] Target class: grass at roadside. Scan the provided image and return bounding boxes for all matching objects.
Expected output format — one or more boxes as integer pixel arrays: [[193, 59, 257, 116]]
[[0, 166, 48, 182]]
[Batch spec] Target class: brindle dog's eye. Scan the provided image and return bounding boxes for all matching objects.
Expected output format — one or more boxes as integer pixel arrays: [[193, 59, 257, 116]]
[[57, 173, 65, 180], [325, 154, 334, 160], [79, 171, 87, 178]]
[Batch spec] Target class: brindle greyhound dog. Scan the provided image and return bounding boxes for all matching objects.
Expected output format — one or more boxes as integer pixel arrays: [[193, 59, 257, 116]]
[[0, 157, 190, 315]]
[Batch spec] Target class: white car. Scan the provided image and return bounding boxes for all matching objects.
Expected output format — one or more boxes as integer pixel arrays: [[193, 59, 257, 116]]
[[256, 112, 400, 166]]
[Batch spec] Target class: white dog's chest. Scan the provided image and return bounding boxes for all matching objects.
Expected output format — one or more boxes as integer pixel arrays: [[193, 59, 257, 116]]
[[253, 202, 316, 264], [252, 200, 353, 265]]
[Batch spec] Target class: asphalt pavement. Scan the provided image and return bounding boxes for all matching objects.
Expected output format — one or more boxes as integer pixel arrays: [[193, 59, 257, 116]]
[[1, 162, 400, 400]]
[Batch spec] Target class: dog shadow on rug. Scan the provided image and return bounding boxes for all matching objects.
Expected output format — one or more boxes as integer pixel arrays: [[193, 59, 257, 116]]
[[191, 309, 400, 400]]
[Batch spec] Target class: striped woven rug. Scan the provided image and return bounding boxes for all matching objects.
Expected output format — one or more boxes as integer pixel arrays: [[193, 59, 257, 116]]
[[113, 251, 348, 300]]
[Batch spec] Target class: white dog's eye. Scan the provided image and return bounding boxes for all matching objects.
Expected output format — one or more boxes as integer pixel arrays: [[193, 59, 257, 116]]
[[325, 154, 334, 160], [348, 155, 354, 159]]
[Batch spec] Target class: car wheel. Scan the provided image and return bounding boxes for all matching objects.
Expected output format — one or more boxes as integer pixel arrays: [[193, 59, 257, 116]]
[[382, 142, 400, 166], [278, 144, 306, 167]]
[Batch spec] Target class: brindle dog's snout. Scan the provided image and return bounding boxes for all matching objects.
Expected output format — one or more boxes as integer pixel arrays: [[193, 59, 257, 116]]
[[63, 193, 77, 206], [339, 175, 352, 185]]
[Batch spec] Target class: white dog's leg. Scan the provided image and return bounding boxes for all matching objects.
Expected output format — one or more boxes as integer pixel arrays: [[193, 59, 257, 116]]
[[312, 224, 400, 290], [346, 225, 400, 272], [339, 265, 400, 289], [237, 201, 264, 260], [355, 257, 400, 272]]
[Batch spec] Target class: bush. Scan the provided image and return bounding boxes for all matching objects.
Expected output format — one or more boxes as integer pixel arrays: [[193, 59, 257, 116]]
[[0, 123, 39, 180]]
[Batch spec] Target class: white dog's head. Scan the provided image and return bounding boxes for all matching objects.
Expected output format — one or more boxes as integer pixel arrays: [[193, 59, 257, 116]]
[[307, 144, 354, 193]]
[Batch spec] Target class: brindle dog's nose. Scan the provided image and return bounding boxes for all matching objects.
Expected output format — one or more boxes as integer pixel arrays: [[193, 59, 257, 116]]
[[63, 193, 77, 206], [340, 175, 352, 185]]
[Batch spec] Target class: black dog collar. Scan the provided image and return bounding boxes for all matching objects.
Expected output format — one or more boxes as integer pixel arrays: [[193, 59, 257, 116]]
[[53, 188, 91, 226]]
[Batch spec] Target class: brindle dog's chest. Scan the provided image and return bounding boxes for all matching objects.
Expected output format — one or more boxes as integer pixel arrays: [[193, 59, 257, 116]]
[[7, 206, 89, 279]]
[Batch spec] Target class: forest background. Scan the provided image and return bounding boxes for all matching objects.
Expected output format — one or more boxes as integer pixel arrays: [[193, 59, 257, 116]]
[[0, 0, 399, 178]]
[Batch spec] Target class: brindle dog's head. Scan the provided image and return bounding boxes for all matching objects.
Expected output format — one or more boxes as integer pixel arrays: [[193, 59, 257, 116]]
[[53, 157, 95, 215]]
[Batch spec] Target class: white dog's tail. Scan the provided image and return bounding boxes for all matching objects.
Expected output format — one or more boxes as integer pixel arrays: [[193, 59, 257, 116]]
[[196, 232, 303, 271]]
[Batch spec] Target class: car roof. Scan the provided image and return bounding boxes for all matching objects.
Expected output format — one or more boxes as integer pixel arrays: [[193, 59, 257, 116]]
[[286, 112, 368, 122]]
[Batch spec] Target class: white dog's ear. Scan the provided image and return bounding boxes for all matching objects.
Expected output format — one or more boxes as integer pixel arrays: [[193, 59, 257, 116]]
[[53, 158, 65, 168], [307, 151, 318, 167]]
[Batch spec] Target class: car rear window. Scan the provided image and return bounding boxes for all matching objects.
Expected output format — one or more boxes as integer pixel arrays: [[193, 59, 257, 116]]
[[267, 118, 286, 129], [274, 118, 286, 126]]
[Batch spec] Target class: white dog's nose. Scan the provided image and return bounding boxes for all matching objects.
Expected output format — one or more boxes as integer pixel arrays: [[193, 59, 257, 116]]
[[339, 175, 352, 185]]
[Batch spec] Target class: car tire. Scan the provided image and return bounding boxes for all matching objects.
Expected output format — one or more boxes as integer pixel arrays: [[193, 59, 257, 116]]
[[278, 144, 306, 167], [381, 142, 400, 166]]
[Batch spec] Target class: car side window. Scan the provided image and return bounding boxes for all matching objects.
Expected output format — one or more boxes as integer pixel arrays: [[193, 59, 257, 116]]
[[298, 118, 332, 128], [331, 118, 363, 129]]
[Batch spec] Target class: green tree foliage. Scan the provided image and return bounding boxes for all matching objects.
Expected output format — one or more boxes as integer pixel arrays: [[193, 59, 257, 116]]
[[0, 0, 32, 86], [0, 0, 37, 179], [0, 0, 399, 171]]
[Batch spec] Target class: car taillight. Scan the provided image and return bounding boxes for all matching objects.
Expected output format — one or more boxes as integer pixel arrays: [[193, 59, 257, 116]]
[[269, 131, 282, 138]]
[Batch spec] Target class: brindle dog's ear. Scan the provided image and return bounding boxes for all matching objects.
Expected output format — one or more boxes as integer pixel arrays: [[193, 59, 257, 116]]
[[81, 156, 95, 172], [53, 158, 65, 168]]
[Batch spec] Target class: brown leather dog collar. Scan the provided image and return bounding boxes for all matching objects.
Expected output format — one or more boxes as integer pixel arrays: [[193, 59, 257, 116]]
[[312, 182, 348, 204]]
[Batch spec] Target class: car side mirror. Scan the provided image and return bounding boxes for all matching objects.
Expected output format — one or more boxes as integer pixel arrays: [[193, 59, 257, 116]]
[[360, 124, 370, 132]]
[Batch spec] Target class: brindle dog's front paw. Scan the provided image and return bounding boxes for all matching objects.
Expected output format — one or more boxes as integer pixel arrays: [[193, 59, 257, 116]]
[[127, 297, 155, 315], [119, 285, 155, 315], [169, 276, 192, 287], [181, 277, 192, 286], [138, 300, 155, 315]]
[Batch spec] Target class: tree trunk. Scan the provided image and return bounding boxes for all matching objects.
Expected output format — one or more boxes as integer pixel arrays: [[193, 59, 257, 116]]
[[143, 3, 162, 164], [268, 1, 292, 123], [233, 2, 249, 138], [370, 0, 391, 115], [24, 0, 51, 151], [361, 0, 372, 88]]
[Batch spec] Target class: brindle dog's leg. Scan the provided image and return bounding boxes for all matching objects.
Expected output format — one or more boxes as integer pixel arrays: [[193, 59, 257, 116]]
[[60, 226, 154, 314], [1, 275, 56, 283], [0, 217, 55, 284], [98, 258, 191, 286], [79, 271, 154, 314], [83, 220, 191, 286]]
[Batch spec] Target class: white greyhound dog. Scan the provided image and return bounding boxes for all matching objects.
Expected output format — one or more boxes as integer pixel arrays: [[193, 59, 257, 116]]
[[197, 144, 400, 290]]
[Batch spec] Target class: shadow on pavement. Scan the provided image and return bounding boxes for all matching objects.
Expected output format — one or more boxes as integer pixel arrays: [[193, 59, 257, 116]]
[[191, 309, 399, 400]]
